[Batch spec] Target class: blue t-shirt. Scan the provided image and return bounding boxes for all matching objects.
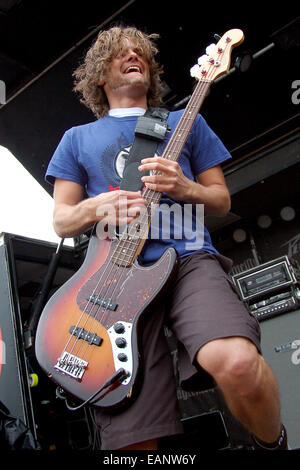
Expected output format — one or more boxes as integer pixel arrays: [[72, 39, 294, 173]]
[[46, 110, 231, 264]]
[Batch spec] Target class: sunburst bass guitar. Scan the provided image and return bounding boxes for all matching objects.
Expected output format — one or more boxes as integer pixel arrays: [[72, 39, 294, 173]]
[[35, 30, 244, 409]]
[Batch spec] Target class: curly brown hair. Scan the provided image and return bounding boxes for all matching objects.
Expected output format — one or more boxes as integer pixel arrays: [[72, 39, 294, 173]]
[[73, 26, 164, 118]]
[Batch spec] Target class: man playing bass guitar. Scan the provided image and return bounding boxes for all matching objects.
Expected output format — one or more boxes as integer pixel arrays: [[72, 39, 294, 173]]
[[45, 25, 287, 450]]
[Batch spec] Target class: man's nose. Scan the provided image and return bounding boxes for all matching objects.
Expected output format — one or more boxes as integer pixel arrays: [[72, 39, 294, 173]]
[[127, 49, 139, 60]]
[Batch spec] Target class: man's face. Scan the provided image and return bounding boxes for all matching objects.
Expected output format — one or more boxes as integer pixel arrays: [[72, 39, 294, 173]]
[[100, 38, 151, 98]]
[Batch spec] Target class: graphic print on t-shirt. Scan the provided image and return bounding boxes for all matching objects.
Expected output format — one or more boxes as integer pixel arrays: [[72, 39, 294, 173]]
[[100, 132, 157, 192], [99, 132, 131, 191], [114, 144, 131, 180]]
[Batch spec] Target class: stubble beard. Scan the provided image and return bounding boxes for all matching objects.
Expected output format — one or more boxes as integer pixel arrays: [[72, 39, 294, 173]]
[[105, 70, 150, 97]]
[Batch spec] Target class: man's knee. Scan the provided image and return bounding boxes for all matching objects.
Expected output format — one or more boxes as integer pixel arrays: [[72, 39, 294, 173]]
[[196, 337, 262, 396]]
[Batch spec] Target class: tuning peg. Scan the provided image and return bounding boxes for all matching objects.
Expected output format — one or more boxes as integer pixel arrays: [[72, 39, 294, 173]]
[[205, 43, 216, 56], [214, 34, 222, 42], [190, 64, 200, 78], [197, 54, 208, 65]]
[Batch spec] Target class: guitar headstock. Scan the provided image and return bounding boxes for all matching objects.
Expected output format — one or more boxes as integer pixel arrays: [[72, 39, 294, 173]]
[[190, 29, 244, 82]]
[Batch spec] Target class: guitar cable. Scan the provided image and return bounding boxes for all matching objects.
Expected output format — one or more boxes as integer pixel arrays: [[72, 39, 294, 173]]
[[61, 368, 129, 412]]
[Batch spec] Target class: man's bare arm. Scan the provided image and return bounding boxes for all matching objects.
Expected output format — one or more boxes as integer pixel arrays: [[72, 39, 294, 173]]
[[52, 178, 147, 238]]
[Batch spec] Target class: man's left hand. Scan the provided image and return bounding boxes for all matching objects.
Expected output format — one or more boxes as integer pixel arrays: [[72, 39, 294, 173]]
[[139, 156, 192, 201]]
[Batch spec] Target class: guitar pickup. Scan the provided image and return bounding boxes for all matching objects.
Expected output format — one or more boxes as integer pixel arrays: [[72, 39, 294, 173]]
[[69, 325, 103, 346], [87, 294, 117, 311]]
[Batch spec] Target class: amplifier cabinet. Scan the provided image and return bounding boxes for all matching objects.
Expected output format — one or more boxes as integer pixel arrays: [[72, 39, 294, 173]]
[[0, 240, 36, 436], [232, 256, 300, 302]]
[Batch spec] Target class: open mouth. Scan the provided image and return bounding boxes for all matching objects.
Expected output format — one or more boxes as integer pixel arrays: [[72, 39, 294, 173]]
[[124, 65, 142, 74]]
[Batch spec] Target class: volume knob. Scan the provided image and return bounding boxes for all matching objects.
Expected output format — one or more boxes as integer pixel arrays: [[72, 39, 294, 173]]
[[114, 322, 125, 334], [115, 337, 127, 348], [117, 353, 128, 362]]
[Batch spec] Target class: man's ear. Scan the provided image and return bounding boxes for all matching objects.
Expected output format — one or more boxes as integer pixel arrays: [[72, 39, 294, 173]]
[[98, 79, 105, 86]]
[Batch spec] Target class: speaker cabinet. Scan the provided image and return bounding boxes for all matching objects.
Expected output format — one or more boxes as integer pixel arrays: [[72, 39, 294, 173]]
[[0, 232, 87, 449], [260, 308, 300, 449], [0, 239, 36, 435]]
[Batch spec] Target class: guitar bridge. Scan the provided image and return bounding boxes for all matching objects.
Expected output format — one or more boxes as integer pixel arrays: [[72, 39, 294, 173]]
[[54, 351, 88, 381]]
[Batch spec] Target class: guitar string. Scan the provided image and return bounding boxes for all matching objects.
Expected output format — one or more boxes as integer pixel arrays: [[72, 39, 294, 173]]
[[60, 49, 225, 371]]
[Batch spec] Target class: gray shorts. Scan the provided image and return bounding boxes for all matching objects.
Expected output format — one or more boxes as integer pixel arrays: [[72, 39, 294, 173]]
[[94, 251, 261, 449]]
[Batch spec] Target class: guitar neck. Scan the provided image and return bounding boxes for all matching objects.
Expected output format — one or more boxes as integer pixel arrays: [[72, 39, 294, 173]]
[[160, 79, 211, 164], [111, 79, 212, 267]]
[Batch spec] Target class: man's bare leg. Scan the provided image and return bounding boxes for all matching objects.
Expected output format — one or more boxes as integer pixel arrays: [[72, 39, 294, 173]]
[[196, 337, 282, 443], [118, 337, 284, 450]]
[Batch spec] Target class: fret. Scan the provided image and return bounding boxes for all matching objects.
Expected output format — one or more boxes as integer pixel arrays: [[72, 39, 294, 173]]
[[111, 208, 152, 266], [117, 239, 140, 253], [161, 82, 211, 164], [112, 250, 132, 260], [173, 127, 191, 133]]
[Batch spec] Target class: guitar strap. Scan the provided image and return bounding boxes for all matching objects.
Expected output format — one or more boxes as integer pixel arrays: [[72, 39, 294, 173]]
[[120, 107, 169, 191]]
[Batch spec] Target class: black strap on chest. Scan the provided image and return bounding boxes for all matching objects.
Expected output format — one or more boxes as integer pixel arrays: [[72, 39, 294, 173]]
[[120, 107, 169, 192]]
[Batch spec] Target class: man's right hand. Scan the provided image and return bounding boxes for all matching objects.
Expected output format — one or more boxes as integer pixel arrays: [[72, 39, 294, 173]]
[[52, 178, 147, 238], [93, 189, 147, 226]]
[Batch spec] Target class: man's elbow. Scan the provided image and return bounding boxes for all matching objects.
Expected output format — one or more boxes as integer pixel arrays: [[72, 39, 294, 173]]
[[53, 218, 68, 239], [53, 210, 73, 238], [217, 193, 231, 218]]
